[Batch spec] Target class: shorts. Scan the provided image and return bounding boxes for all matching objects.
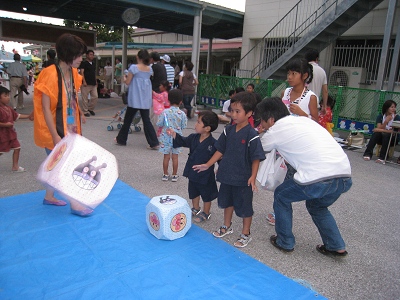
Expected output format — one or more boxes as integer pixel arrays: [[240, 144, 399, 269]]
[[0, 138, 21, 153], [218, 183, 254, 218], [188, 179, 218, 202]]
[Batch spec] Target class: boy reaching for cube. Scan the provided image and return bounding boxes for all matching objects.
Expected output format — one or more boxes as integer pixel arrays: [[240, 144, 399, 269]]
[[169, 110, 219, 222]]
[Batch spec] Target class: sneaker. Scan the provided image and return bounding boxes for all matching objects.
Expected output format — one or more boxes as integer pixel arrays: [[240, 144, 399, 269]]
[[213, 223, 233, 238], [375, 159, 385, 164], [84, 113, 90, 117], [363, 156, 371, 161], [171, 175, 179, 182], [88, 110, 95, 116], [162, 174, 169, 181], [234, 233, 252, 248]]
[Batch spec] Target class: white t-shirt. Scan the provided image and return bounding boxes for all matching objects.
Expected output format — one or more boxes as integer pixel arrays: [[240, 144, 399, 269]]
[[222, 99, 231, 113], [261, 116, 351, 184], [307, 61, 327, 98], [104, 65, 113, 76], [179, 71, 197, 80]]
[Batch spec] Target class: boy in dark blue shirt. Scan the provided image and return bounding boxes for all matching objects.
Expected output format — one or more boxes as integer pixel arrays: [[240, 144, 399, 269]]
[[170, 111, 219, 222], [193, 92, 265, 247]]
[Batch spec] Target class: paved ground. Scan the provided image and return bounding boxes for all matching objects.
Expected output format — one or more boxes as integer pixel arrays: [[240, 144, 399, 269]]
[[1, 87, 399, 299]]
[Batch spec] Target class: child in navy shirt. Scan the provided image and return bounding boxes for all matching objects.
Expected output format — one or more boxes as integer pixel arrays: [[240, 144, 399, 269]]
[[193, 92, 265, 248], [170, 111, 219, 222]]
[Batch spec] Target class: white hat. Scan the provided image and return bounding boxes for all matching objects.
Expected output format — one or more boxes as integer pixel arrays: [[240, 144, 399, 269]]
[[160, 54, 170, 63]]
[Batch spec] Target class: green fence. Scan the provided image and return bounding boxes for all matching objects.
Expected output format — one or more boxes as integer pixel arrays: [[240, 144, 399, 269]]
[[198, 74, 400, 134]]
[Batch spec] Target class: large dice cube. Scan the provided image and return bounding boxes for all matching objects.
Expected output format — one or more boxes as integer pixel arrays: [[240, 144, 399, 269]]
[[37, 134, 119, 209], [146, 195, 192, 240]]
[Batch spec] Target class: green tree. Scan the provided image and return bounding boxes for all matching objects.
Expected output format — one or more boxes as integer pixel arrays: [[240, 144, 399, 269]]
[[64, 20, 134, 43]]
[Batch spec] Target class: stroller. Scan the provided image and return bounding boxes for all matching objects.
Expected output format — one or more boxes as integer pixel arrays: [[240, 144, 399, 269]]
[[107, 89, 141, 133]]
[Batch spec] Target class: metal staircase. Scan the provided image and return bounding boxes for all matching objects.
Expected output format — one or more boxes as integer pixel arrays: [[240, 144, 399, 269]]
[[234, 0, 385, 80]]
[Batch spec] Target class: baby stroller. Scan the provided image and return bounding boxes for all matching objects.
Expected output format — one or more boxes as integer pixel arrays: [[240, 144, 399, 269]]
[[107, 89, 141, 133]]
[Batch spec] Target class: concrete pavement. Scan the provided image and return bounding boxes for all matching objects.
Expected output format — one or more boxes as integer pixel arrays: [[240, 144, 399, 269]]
[[1, 87, 399, 299]]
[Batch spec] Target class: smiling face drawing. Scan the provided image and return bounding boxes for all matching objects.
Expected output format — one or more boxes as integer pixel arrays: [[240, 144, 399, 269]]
[[149, 212, 160, 231], [170, 213, 187, 232]]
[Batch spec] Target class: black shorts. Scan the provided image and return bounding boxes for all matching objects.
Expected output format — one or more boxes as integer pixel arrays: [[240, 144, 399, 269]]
[[188, 179, 218, 202], [218, 183, 253, 218]]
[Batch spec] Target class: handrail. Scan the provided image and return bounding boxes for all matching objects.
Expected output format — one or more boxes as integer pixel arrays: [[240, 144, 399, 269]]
[[233, 0, 343, 78]]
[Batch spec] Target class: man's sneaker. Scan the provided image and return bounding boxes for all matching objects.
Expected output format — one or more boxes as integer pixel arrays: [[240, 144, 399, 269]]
[[162, 174, 169, 181], [88, 110, 95, 116], [171, 175, 179, 182], [234, 233, 252, 248]]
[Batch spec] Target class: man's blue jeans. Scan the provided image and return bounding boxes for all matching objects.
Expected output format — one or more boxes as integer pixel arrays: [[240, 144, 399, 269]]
[[273, 177, 352, 251]]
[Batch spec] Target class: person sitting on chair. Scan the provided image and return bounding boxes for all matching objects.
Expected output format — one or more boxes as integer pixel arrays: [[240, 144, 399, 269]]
[[363, 99, 400, 163]]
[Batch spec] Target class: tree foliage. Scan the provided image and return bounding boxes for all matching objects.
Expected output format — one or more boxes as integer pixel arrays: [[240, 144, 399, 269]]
[[63, 20, 134, 43]]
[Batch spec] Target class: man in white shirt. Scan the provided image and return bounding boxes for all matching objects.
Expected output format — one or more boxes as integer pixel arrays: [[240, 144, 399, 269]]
[[305, 49, 328, 113], [258, 97, 352, 257], [6, 53, 28, 109], [103, 61, 113, 90]]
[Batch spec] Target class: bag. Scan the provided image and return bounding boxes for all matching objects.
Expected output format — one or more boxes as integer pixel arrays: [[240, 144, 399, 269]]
[[346, 131, 364, 147], [122, 90, 128, 105], [256, 149, 287, 191]]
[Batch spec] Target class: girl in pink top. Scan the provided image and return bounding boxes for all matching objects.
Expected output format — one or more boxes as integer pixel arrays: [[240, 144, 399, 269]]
[[152, 80, 171, 135]]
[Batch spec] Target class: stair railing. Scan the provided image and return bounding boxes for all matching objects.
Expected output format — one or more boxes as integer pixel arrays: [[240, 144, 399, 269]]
[[233, 0, 344, 78]]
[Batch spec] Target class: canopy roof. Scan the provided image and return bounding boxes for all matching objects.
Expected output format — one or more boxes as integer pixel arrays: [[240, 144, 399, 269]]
[[0, 0, 244, 40]]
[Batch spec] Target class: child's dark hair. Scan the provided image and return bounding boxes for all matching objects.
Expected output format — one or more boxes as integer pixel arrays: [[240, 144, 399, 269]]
[[382, 99, 397, 114], [327, 95, 336, 110], [247, 83, 255, 89], [256, 97, 290, 122], [231, 91, 257, 114], [160, 80, 171, 91], [0, 86, 10, 95], [286, 58, 313, 84], [235, 86, 245, 93], [198, 110, 219, 132], [137, 49, 151, 65], [168, 89, 183, 106], [228, 89, 235, 97]]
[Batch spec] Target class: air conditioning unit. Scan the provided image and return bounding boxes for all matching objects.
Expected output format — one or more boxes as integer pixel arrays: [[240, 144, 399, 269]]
[[329, 67, 368, 120], [329, 67, 367, 88]]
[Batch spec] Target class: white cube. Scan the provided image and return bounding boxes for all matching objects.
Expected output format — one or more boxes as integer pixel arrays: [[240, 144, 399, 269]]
[[146, 195, 192, 240], [37, 134, 118, 209]]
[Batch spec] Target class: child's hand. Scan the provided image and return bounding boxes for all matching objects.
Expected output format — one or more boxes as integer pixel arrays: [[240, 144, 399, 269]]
[[289, 103, 303, 115], [4, 122, 13, 127], [193, 164, 209, 173], [166, 128, 176, 138], [248, 177, 258, 192], [29, 111, 34, 121]]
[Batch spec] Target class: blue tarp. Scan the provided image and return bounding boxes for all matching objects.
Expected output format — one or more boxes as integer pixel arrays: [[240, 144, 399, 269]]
[[0, 180, 325, 299]]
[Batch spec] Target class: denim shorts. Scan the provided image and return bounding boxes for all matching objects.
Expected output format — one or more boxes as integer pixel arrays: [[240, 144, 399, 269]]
[[218, 183, 253, 218], [188, 179, 218, 202]]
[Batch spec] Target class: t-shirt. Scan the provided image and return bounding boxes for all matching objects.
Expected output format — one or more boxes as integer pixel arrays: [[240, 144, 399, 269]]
[[173, 133, 217, 185], [104, 65, 113, 76], [261, 115, 351, 184], [222, 99, 231, 113], [215, 124, 265, 186], [79, 60, 96, 86], [151, 63, 167, 92], [164, 64, 175, 85], [115, 62, 122, 76], [307, 61, 327, 98]]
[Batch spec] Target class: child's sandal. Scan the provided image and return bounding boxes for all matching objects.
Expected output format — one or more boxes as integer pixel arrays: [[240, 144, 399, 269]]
[[193, 212, 211, 223], [191, 207, 201, 216], [212, 223, 233, 238], [234, 233, 252, 248]]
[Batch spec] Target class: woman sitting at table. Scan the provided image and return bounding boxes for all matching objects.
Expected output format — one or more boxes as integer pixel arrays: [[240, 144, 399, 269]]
[[363, 99, 400, 163]]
